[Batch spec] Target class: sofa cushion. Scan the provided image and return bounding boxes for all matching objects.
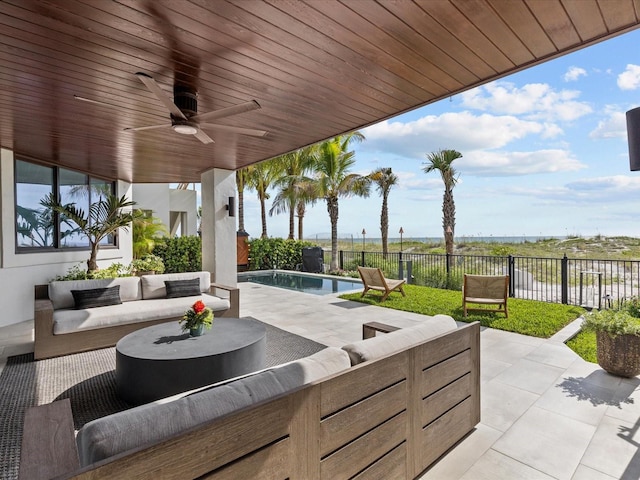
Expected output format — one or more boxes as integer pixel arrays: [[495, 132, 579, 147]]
[[49, 277, 142, 310], [164, 278, 201, 298], [76, 346, 351, 466], [342, 315, 457, 365], [141, 272, 210, 299], [52, 293, 230, 335], [71, 286, 122, 309]]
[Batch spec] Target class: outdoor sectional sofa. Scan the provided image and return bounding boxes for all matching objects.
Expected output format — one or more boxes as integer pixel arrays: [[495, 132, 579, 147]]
[[33, 271, 239, 360], [20, 315, 480, 480]]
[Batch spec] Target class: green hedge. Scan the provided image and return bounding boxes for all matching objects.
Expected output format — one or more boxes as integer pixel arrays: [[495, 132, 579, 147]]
[[153, 235, 202, 273], [248, 238, 315, 270]]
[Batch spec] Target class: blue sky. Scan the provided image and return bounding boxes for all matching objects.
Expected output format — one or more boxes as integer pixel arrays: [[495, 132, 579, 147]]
[[239, 28, 640, 241]]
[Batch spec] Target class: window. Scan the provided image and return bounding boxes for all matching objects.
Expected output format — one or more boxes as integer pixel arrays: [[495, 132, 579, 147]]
[[15, 159, 116, 251]]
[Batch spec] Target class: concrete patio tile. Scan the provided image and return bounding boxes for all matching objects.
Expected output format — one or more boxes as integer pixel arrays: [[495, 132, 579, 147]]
[[458, 449, 556, 480], [571, 465, 618, 480], [562, 359, 624, 391], [418, 424, 502, 480], [482, 379, 539, 432], [525, 342, 580, 369], [605, 380, 640, 424], [494, 358, 565, 395], [481, 357, 512, 383], [481, 327, 545, 347], [580, 414, 640, 479], [493, 407, 596, 480], [481, 339, 540, 365], [535, 377, 615, 426]]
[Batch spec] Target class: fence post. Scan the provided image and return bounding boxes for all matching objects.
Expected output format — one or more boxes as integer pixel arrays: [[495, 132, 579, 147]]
[[446, 253, 451, 276], [508, 255, 515, 298], [561, 254, 568, 304], [361, 251, 365, 267], [339, 250, 343, 270]]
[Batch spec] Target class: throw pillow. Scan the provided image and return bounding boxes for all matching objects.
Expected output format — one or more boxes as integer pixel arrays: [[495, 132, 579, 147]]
[[165, 278, 201, 298], [71, 286, 122, 309]]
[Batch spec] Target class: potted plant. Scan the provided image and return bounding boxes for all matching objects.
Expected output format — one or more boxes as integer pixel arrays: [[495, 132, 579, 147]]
[[129, 254, 165, 276], [180, 300, 213, 337], [582, 305, 640, 377]]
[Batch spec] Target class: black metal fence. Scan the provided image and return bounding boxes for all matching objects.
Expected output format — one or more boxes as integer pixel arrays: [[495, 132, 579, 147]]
[[339, 250, 640, 308]]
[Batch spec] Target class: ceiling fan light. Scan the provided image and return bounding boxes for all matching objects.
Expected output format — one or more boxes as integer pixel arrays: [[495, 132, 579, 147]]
[[173, 124, 198, 135]]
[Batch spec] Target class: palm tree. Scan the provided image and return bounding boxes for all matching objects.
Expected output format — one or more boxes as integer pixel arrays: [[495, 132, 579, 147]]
[[132, 212, 169, 259], [369, 167, 398, 257], [269, 146, 318, 240], [312, 132, 370, 271], [422, 149, 462, 257], [246, 160, 280, 238], [235, 166, 254, 234], [42, 193, 143, 273]]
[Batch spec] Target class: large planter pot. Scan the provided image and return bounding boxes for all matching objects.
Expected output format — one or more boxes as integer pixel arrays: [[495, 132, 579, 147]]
[[596, 331, 640, 377]]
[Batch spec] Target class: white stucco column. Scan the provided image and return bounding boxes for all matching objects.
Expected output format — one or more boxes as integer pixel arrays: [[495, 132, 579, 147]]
[[200, 168, 236, 286]]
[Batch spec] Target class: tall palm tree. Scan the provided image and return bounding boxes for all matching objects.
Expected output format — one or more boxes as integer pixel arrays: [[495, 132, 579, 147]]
[[235, 166, 254, 234], [268, 145, 318, 239], [369, 167, 398, 257], [312, 132, 370, 271], [422, 149, 462, 257], [247, 160, 280, 238]]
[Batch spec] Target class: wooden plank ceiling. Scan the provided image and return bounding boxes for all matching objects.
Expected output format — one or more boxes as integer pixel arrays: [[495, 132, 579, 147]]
[[0, 0, 638, 183]]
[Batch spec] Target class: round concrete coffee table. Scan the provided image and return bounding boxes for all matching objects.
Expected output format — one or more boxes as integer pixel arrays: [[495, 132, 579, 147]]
[[116, 318, 266, 405]]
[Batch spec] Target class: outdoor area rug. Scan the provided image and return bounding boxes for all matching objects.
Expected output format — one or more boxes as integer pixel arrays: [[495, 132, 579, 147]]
[[0, 318, 326, 480]]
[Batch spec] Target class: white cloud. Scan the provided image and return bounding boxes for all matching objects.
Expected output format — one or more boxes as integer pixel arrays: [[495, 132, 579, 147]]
[[460, 81, 592, 121], [617, 64, 640, 90], [564, 66, 587, 82], [458, 150, 586, 176], [589, 109, 627, 139], [362, 111, 547, 159]]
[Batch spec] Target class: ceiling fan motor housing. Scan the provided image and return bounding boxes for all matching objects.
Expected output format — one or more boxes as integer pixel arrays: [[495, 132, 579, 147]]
[[173, 85, 198, 116]]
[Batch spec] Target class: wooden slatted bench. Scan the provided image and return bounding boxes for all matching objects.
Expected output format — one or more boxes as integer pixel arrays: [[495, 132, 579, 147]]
[[362, 321, 401, 339], [19, 398, 79, 480]]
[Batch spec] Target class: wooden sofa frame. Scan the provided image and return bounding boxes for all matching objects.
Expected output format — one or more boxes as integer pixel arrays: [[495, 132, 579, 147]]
[[34, 281, 239, 360], [20, 321, 480, 480]]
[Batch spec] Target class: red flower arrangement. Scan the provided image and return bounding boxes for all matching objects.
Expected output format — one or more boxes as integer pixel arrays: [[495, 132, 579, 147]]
[[180, 299, 213, 332]]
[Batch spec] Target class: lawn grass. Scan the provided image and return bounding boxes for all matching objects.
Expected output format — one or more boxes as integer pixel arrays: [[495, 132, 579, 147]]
[[339, 284, 585, 338], [565, 330, 597, 363]]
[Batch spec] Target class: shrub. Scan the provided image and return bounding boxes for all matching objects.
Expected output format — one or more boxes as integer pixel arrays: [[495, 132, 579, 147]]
[[129, 254, 165, 274], [582, 308, 640, 337], [248, 238, 314, 270], [153, 235, 202, 273], [52, 262, 129, 281]]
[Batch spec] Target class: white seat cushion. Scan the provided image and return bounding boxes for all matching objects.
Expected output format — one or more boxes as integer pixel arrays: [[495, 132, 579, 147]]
[[140, 272, 210, 299], [341, 315, 457, 365], [49, 277, 142, 310]]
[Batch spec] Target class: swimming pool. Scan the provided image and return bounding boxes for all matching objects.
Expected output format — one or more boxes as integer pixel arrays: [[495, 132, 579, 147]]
[[238, 270, 362, 296]]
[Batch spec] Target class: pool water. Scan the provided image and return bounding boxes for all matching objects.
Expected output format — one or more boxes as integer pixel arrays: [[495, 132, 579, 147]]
[[238, 271, 362, 296]]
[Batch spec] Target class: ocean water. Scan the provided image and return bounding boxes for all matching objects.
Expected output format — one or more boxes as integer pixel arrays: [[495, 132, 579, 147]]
[[308, 235, 563, 245]]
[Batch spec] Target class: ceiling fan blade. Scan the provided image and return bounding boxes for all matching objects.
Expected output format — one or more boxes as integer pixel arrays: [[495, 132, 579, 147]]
[[124, 123, 171, 132], [190, 100, 260, 123], [135, 72, 187, 120], [193, 129, 215, 144], [198, 123, 268, 137]]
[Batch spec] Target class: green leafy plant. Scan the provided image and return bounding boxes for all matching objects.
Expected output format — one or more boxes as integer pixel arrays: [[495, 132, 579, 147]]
[[179, 299, 213, 331], [52, 262, 129, 281], [153, 236, 202, 273], [581, 308, 640, 337], [132, 212, 169, 259], [129, 254, 165, 274], [248, 238, 314, 270]]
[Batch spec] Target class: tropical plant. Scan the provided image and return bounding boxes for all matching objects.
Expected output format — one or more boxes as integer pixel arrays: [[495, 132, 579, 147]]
[[235, 166, 254, 234], [129, 254, 165, 274], [153, 235, 202, 273], [423, 149, 462, 260], [132, 212, 169, 259], [369, 167, 398, 257], [311, 132, 370, 271], [269, 145, 318, 240], [246, 161, 280, 238], [42, 193, 143, 273]]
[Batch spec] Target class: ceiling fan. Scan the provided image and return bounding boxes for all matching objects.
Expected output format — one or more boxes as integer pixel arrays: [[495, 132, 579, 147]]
[[124, 72, 268, 144]]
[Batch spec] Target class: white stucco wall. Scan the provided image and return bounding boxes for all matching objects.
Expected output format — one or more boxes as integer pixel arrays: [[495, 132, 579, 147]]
[[132, 183, 197, 236], [201, 169, 236, 286], [0, 149, 133, 328]]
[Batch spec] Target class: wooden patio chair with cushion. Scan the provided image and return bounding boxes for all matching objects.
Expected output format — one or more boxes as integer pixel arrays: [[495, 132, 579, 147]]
[[463, 274, 509, 318], [357, 266, 406, 301]]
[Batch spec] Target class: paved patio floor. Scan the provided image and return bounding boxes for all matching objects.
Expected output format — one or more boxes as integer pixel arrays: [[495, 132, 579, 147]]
[[2, 281, 640, 479]]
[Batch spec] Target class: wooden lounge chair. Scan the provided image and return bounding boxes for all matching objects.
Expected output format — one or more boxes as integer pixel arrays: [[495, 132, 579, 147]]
[[357, 266, 406, 301], [463, 274, 509, 317]]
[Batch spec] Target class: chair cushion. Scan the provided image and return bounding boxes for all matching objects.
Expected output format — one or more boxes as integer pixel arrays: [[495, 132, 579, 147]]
[[141, 272, 210, 299], [71, 286, 122, 309], [76, 347, 351, 466], [49, 277, 141, 310], [164, 278, 201, 298], [342, 315, 457, 365]]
